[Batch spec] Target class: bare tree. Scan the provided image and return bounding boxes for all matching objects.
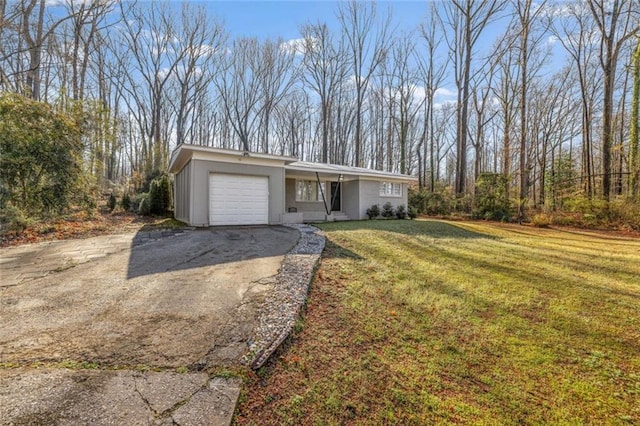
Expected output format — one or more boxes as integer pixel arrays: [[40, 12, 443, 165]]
[[215, 37, 265, 152], [386, 32, 423, 174], [337, 0, 392, 167], [468, 67, 498, 183], [118, 1, 188, 173], [257, 38, 297, 153], [168, 3, 226, 147], [301, 22, 349, 163], [491, 30, 520, 199], [442, 0, 505, 195], [514, 0, 549, 220], [416, 5, 448, 189], [586, 0, 638, 200], [630, 36, 640, 198]]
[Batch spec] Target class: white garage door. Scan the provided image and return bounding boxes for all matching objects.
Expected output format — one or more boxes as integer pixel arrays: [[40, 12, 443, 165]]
[[209, 174, 269, 226]]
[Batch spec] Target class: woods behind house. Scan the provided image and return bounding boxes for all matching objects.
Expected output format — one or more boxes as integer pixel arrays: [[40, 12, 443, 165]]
[[1, 0, 638, 229]]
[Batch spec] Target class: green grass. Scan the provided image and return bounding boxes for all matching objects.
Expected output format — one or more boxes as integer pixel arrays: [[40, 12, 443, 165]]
[[235, 219, 640, 425]]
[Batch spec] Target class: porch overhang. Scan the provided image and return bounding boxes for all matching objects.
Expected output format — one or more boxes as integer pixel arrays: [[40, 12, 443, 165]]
[[285, 161, 417, 183]]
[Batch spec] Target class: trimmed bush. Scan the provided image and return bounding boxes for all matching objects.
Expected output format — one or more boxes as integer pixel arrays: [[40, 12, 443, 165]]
[[395, 204, 407, 219], [366, 204, 380, 219], [381, 202, 395, 218], [149, 174, 173, 216]]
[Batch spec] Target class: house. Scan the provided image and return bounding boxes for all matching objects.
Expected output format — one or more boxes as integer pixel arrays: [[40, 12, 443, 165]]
[[168, 144, 417, 226]]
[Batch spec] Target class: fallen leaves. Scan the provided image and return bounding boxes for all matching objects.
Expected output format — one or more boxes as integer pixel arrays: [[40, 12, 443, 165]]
[[0, 211, 156, 247]]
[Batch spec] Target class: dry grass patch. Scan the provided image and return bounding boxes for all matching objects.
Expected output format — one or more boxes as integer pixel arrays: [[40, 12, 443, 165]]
[[234, 220, 640, 425]]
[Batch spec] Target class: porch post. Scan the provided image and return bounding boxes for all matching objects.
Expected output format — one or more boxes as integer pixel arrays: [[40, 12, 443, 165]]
[[315, 172, 331, 215]]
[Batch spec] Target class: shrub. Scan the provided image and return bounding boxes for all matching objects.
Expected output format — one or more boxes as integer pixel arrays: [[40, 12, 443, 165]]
[[0, 204, 31, 234], [395, 204, 407, 219], [408, 206, 418, 219], [140, 169, 164, 193], [107, 194, 117, 212], [121, 193, 132, 212], [558, 197, 640, 230], [149, 174, 173, 216], [0, 92, 86, 218], [137, 193, 151, 216], [366, 204, 380, 219], [473, 173, 510, 221], [531, 213, 552, 228], [409, 184, 456, 216], [381, 202, 395, 218]]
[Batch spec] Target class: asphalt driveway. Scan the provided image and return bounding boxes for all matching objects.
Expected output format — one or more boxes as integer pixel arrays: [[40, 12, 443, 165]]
[[0, 226, 300, 425]]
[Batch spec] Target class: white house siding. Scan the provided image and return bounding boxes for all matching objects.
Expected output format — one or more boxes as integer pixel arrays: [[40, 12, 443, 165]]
[[341, 180, 360, 220], [284, 178, 331, 222], [358, 180, 408, 219]]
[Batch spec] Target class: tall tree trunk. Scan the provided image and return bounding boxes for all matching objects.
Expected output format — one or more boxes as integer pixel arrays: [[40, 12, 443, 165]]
[[630, 39, 640, 199], [518, 1, 531, 222]]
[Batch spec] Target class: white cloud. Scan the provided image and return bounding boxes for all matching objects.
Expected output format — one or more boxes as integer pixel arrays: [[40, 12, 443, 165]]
[[280, 38, 308, 56], [547, 35, 559, 45], [434, 87, 456, 99]]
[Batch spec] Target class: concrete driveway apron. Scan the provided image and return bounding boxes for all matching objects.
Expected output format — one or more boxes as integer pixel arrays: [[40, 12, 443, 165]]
[[0, 226, 299, 425]]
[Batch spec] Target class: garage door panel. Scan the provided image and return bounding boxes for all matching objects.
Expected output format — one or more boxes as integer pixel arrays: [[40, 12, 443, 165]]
[[209, 174, 269, 226]]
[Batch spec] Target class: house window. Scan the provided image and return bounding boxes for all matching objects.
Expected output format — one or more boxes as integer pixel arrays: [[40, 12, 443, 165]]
[[296, 180, 325, 202], [379, 181, 402, 197]]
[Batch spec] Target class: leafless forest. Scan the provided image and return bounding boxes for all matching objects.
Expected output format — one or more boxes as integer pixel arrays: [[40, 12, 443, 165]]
[[1, 0, 638, 213]]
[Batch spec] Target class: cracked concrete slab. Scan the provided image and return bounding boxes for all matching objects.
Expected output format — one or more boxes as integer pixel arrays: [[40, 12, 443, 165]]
[[0, 368, 241, 426], [0, 226, 299, 425]]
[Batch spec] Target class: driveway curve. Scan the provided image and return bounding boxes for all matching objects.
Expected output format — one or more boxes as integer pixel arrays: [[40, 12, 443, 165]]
[[0, 225, 301, 425]]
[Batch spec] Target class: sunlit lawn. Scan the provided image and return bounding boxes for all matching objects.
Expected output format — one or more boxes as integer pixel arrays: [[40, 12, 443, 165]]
[[234, 219, 640, 425]]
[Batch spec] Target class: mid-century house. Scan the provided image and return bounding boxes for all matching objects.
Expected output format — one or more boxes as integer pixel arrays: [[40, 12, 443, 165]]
[[168, 144, 417, 226]]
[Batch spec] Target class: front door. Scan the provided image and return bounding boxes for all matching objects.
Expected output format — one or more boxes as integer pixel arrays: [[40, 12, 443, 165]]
[[330, 181, 341, 212]]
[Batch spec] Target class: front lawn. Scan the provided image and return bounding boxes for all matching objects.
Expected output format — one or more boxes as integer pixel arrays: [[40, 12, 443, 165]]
[[235, 219, 640, 425]]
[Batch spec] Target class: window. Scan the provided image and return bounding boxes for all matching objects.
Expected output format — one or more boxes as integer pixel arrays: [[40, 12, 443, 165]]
[[379, 181, 402, 197], [296, 180, 326, 202]]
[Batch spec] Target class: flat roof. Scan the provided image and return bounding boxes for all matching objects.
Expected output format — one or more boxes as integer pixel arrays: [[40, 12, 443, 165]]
[[168, 144, 417, 182], [168, 144, 298, 173]]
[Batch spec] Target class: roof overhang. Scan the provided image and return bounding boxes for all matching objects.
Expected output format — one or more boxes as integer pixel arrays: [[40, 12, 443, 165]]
[[285, 161, 417, 183], [168, 145, 418, 183], [168, 144, 298, 174]]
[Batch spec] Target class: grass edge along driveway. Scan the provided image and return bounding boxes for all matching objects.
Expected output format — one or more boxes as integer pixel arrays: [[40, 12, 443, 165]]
[[234, 219, 640, 425]]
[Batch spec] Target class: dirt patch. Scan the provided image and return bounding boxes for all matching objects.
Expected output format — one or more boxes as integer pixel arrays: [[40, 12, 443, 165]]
[[0, 211, 157, 248]]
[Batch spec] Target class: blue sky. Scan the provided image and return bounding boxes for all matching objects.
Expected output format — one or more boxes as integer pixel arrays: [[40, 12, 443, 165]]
[[198, 1, 565, 71], [204, 1, 431, 41], [196, 1, 567, 99]]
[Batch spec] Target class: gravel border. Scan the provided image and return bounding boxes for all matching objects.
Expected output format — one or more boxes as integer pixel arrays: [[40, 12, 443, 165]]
[[243, 224, 326, 369]]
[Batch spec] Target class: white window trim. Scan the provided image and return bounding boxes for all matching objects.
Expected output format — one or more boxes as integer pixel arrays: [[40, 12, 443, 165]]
[[379, 181, 402, 198], [295, 180, 326, 202]]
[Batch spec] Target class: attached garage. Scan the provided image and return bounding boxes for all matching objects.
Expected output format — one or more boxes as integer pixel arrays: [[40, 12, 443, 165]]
[[209, 174, 269, 226], [168, 145, 292, 227]]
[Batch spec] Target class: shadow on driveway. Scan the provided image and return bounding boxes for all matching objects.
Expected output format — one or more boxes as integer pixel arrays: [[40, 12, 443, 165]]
[[127, 225, 299, 279]]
